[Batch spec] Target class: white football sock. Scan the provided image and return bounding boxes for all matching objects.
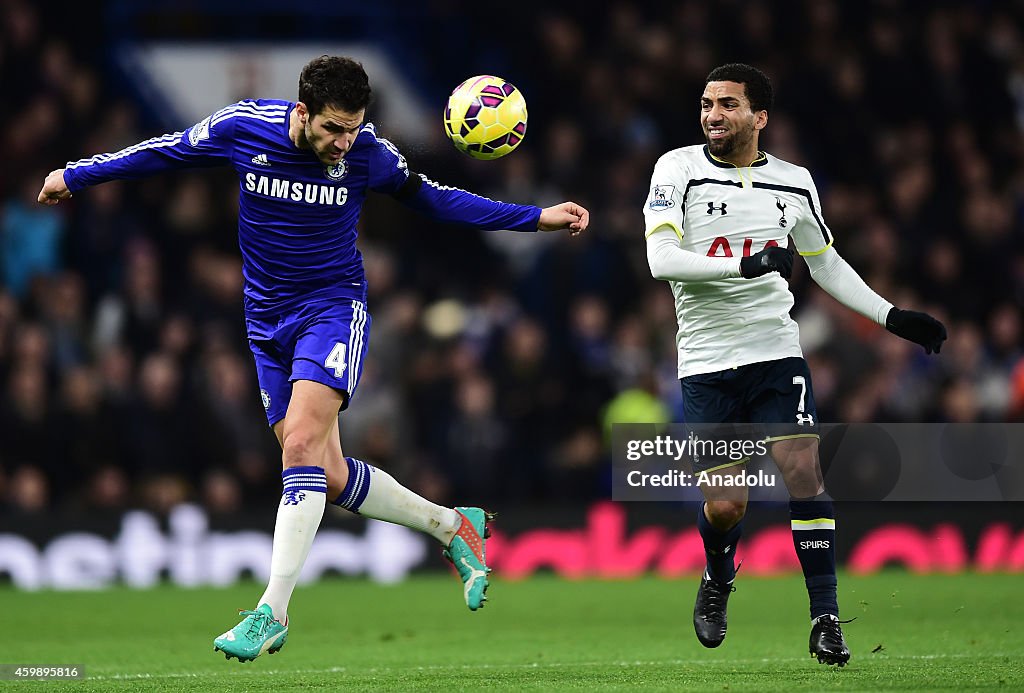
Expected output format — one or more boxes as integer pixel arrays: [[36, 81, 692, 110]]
[[257, 465, 327, 622], [334, 457, 460, 545]]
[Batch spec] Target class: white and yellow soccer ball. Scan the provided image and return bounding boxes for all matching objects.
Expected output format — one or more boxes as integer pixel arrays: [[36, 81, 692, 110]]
[[444, 75, 527, 160]]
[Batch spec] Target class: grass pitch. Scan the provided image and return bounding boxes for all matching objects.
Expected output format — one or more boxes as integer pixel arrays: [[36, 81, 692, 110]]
[[3, 572, 1021, 691]]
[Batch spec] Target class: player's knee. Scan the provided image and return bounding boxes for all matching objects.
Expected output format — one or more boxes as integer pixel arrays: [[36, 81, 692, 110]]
[[281, 431, 322, 468], [706, 499, 747, 529]]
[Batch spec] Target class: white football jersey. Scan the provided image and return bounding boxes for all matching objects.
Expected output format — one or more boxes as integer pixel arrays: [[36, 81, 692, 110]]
[[643, 144, 834, 377]]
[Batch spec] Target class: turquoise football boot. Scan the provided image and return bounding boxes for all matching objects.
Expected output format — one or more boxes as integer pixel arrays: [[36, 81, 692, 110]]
[[443, 507, 494, 611], [213, 604, 288, 662]]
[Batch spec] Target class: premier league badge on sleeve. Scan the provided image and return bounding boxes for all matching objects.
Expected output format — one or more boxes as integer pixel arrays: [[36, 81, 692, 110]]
[[649, 184, 675, 210], [324, 160, 348, 181]]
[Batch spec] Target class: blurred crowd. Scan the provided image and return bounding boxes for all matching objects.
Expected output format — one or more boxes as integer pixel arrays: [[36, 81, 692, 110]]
[[1, 0, 1022, 517]]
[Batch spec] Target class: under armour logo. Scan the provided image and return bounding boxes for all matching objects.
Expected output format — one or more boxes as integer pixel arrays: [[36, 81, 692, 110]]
[[282, 490, 306, 505], [796, 413, 815, 426], [707, 202, 728, 215], [776, 197, 787, 228]]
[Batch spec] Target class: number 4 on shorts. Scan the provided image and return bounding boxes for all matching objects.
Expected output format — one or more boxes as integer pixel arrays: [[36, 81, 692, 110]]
[[325, 342, 347, 378]]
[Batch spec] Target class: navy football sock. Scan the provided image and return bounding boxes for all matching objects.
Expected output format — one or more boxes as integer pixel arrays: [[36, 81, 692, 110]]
[[697, 502, 742, 584], [790, 494, 838, 619], [332, 456, 371, 512]]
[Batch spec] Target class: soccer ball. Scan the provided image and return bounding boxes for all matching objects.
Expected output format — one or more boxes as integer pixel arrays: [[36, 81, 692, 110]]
[[444, 75, 527, 160]]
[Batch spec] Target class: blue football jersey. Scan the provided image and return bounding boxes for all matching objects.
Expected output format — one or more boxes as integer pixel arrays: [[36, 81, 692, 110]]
[[64, 99, 541, 315]]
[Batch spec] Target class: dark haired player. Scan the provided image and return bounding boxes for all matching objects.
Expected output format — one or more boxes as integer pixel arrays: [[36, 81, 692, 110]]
[[643, 63, 945, 665], [40, 55, 589, 661]]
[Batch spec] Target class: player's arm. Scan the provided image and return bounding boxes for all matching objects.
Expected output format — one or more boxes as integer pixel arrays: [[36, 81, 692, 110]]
[[38, 107, 237, 206], [393, 173, 544, 231], [395, 173, 589, 233], [646, 228, 793, 281], [368, 133, 587, 233], [802, 246, 892, 323], [793, 171, 947, 354], [803, 247, 946, 353], [647, 228, 738, 280]]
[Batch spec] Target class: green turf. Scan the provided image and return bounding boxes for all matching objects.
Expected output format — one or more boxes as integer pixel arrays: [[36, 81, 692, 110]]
[[2, 572, 1021, 691]]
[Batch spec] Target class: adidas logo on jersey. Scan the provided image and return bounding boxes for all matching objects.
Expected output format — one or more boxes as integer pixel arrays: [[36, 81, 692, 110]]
[[251, 153, 271, 167]]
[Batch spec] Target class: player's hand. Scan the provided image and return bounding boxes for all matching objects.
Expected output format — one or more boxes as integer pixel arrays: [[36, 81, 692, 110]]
[[37, 169, 72, 206], [739, 246, 794, 279], [538, 201, 589, 236], [886, 308, 947, 354]]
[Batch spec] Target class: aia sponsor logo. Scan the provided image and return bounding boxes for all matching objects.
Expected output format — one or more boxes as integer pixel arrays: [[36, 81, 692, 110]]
[[707, 237, 780, 257]]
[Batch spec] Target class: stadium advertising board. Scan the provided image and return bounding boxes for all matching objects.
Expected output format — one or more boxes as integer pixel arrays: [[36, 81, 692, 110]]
[[1, 502, 1020, 590]]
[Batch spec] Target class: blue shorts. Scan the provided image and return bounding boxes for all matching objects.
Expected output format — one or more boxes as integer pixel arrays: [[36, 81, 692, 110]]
[[680, 357, 819, 471], [247, 297, 371, 426]]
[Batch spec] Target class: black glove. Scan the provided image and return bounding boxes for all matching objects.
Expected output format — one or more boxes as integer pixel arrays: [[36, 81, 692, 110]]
[[885, 307, 947, 354], [740, 246, 794, 279]]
